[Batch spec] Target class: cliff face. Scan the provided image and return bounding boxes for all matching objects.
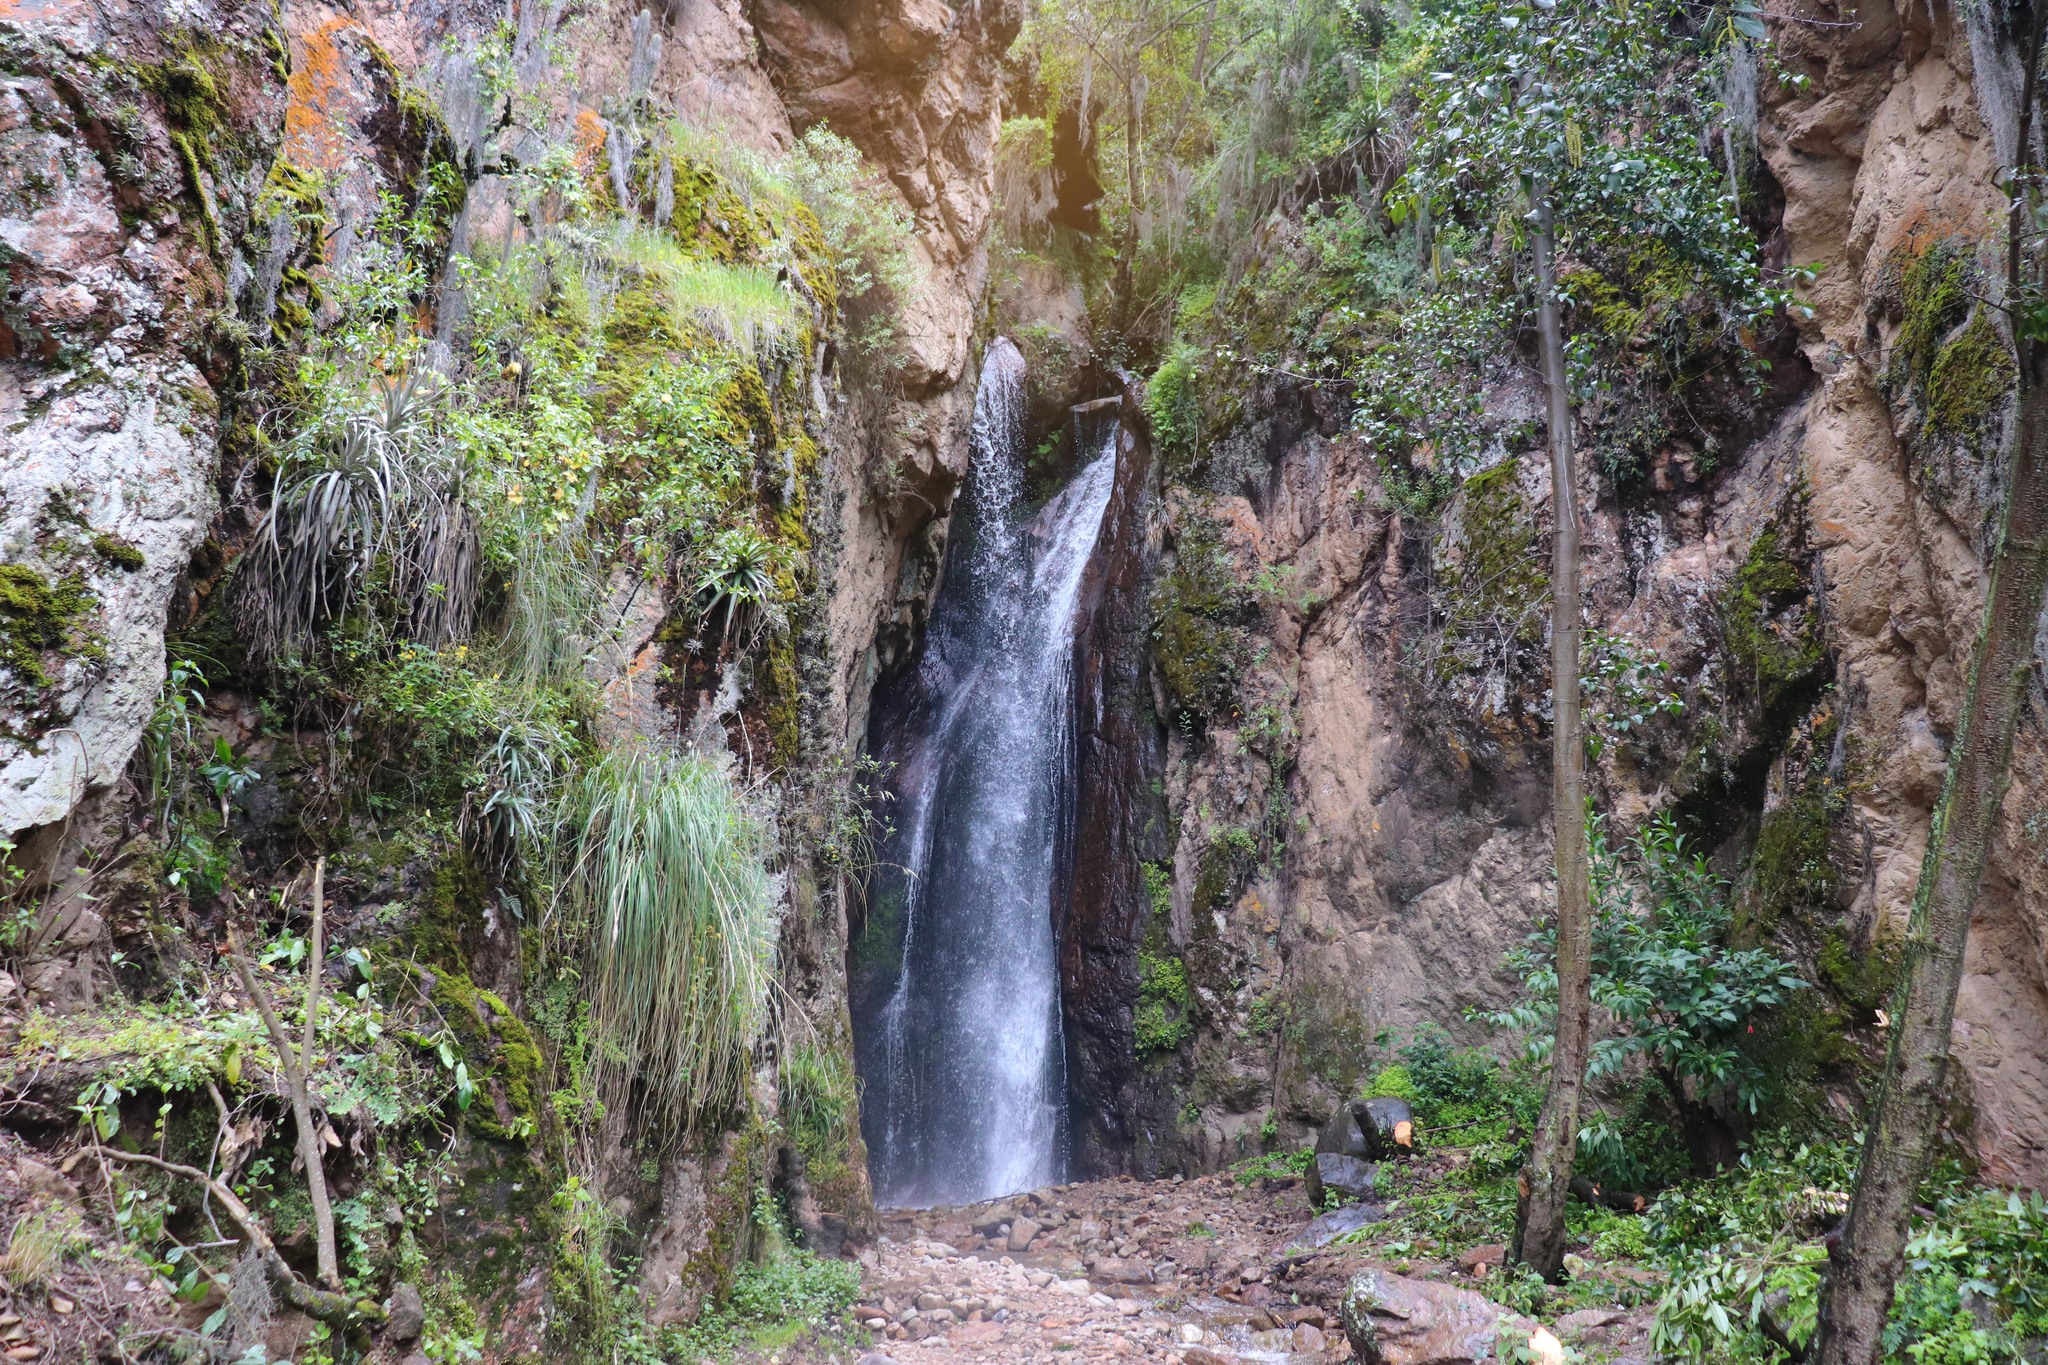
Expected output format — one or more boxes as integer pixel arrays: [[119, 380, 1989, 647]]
[[0, 0, 284, 843], [0, 0, 1019, 1343], [1129, 0, 2046, 1189]]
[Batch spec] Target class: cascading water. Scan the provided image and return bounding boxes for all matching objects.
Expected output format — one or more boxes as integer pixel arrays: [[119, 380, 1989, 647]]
[[853, 338, 1118, 1207]]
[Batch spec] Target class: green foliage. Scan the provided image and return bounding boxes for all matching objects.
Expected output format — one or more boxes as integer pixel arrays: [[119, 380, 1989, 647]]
[[1361, 1064, 1419, 1103], [558, 749, 777, 1136], [1135, 950, 1193, 1056], [609, 228, 802, 359], [693, 527, 782, 640], [1483, 814, 1805, 1153], [1145, 345, 1205, 477], [777, 127, 922, 390], [661, 1250, 860, 1357], [1650, 1143, 2048, 1364]]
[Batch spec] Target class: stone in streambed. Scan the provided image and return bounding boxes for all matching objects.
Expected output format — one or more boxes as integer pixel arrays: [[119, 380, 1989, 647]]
[[1007, 1216, 1041, 1251], [1285, 1202, 1384, 1250], [1090, 1256, 1155, 1285], [1341, 1267, 1532, 1365]]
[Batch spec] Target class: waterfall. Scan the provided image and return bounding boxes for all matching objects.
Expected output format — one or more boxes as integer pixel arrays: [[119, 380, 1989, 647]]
[[855, 338, 1119, 1207]]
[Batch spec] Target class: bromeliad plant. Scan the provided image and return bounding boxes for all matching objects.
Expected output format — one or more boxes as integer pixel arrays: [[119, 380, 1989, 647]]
[[239, 372, 479, 664]]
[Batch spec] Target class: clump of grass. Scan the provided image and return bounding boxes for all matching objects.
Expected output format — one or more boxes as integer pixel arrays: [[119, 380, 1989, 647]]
[[610, 227, 799, 358], [0, 1212, 67, 1292], [559, 748, 777, 1136]]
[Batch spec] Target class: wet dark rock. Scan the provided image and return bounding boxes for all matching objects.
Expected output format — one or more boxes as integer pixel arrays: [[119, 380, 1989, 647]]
[[1285, 1204, 1384, 1251], [1304, 1153, 1377, 1207]]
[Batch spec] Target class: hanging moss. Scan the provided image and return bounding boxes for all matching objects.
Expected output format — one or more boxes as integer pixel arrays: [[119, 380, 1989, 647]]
[[1150, 511, 1254, 729], [1719, 525, 1826, 713], [0, 565, 97, 689]]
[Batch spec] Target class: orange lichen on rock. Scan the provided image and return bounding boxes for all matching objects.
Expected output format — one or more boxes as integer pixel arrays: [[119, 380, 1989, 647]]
[[284, 14, 357, 170], [573, 107, 606, 176]]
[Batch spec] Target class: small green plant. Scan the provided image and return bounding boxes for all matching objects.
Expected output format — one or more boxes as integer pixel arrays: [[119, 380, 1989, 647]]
[[1481, 813, 1804, 1176], [693, 527, 781, 641]]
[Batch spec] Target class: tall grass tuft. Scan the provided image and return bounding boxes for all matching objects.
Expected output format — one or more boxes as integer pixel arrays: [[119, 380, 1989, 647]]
[[559, 748, 777, 1136], [610, 227, 799, 358], [493, 519, 605, 686]]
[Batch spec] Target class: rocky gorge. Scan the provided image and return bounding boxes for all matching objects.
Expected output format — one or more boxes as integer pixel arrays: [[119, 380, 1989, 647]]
[[1, 0, 2045, 1361]]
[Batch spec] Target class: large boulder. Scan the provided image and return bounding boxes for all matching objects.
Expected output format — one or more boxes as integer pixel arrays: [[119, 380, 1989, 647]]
[[1305, 1152, 1378, 1207], [1318, 1098, 1418, 1164], [1340, 1267, 1533, 1365]]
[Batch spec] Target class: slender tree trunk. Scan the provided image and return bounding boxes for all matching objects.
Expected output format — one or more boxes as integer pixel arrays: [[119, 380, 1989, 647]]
[[1116, 76, 1142, 330], [229, 904, 341, 1288], [1813, 20, 2048, 1360], [1512, 187, 1592, 1285]]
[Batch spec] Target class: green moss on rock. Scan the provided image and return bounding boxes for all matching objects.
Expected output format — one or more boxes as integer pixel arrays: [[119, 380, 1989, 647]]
[[430, 970, 543, 1142], [1719, 525, 1826, 711], [1150, 510, 1253, 729], [1926, 311, 2015, 436], [1433, 462, 1547, 681], [91, 533, 145, 572], [0, 565, 97, 689]]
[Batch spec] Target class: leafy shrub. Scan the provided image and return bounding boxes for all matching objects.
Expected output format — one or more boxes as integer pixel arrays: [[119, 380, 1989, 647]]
[[662, 1250, 860, 1357], [779, 127, 921, 391], [1482, 813, 1805, 1167]]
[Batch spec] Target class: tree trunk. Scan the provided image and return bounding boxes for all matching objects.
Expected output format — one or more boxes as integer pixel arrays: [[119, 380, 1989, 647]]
[[1512, 188, 1592, 1285], [1115, 76, 1141, 330], [1812, 35, 2048, 1357]]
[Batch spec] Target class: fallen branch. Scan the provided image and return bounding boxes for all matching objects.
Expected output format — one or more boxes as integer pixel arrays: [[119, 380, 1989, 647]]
[[225, 859, 339, 1288], [88, 1147, 380, 1327]]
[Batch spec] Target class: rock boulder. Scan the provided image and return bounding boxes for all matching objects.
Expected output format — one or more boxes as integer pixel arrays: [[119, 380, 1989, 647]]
[[1340, 1267, 1532, 1365]]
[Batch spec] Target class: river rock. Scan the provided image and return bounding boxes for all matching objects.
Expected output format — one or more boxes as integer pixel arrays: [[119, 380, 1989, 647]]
[[1007, 1216, 1041, 1251], [1305, 1152, 1378, 1206], [1090, 1256, 1153, 1284], [1285, 1203, 1384, 1250], [1340, 1267, 1531, 1365]]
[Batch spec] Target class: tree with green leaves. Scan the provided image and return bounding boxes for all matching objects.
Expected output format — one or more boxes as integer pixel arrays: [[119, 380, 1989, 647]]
[[1812, 8, 2048, 1362], [1397, 0, 1778, 1279]]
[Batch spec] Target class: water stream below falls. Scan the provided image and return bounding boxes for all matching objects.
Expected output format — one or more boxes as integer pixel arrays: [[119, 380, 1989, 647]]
[[853, 338, 1118, 1207]]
